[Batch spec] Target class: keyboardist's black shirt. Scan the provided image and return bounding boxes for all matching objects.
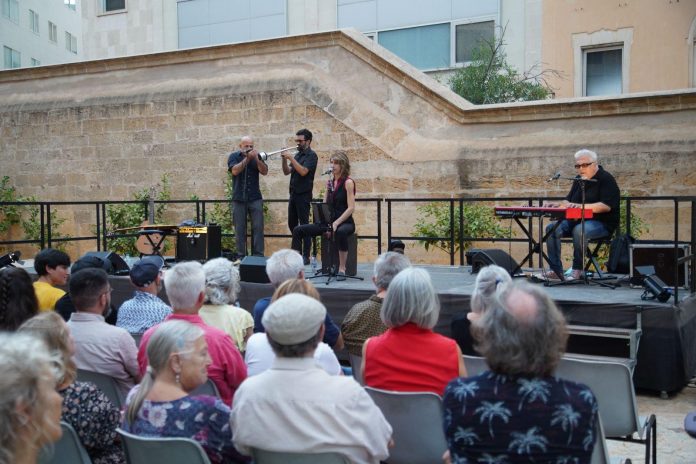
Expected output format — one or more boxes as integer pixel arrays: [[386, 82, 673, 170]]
[[565, 165, 620, 233]]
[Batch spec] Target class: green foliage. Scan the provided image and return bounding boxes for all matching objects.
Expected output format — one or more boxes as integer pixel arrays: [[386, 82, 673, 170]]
[[448, 28, 557, 104], [0, 176, 69, 252], [203, 173, 236, 252], [105, 174, 172, 256], [413, 202, 510, 255]]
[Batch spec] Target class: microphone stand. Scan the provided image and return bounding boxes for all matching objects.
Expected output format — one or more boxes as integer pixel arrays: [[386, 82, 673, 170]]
[[547, 176, 616, 289]]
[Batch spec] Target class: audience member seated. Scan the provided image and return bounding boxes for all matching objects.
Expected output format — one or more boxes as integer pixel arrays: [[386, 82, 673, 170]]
[[137, 261, 246, 406], [252, 248, 343, 350], [443, 282, 598, 463], [19, 312, 125, 464], [0, 266, 39, 330], [451, 264, 512, 355], [200, 258, 253, 353], [56, 254, 119, 325], [231, 294, 392, 463], [122, 320, 247, 464], [0, 332, 63, 464], [363, 267, 465, 395], [116, 255, 171, 334], [67, 268, 140, 397], [341, 252, 410, 357], [33, 248, 71, 311], [245, 279, 341, 376]]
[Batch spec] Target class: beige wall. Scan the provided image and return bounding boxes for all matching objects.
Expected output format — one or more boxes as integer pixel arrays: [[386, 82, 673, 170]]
[[543, 0, 696, 97], [1, 30, 694, 263]]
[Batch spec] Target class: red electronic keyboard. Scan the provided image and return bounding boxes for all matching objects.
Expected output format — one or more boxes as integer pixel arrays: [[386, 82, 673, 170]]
[[494, 206, 593, 220]]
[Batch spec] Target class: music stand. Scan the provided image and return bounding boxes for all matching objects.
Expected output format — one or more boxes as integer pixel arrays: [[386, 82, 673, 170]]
[[307, 202, 363, 285], [546, 177, 617, 289]]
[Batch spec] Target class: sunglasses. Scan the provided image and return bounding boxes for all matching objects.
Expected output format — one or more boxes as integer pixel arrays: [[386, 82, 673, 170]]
[[574, 162, 595, 169]]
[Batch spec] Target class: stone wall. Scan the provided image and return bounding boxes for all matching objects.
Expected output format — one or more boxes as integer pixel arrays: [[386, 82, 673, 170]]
[[1, 29, 694, 263]]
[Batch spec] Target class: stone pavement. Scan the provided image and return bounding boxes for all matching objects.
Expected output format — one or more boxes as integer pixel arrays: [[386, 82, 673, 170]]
[[606, 384, 696, 463]]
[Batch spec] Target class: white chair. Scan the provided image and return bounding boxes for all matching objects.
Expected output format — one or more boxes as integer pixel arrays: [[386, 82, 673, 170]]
[[364, 386, 448, 464], [76, 369, 125, 410], [555, 357, 655, 464], [190, 378, 220, 398], [117, 428, 211, 464], [462, 354, 488, 377], [348, 353, 364, 385], [38, 421, 92, 464], [252, 448, 349, 464]]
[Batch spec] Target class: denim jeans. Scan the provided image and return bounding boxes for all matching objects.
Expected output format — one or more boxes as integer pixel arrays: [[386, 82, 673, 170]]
[[545, 219, 609, 274]]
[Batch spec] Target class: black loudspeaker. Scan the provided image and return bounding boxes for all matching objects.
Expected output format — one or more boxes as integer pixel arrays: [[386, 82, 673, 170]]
[[629, 243, 690, 288], [82, 251, 130, 276], [466, 248, 519, 276], [176, 225, 222, 262], [239, 256, 270, 283]]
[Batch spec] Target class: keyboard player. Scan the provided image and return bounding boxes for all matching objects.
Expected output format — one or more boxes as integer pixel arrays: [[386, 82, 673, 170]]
[[543, 149, 620, 281]]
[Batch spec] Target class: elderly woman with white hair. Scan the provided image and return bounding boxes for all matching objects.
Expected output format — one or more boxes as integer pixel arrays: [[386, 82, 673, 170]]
[[123, 320, 247, 464], [362, 267, 466, 395], [451, 265, 512, 355], [200, 257, 254, 352], [0, 332, 63, 464]]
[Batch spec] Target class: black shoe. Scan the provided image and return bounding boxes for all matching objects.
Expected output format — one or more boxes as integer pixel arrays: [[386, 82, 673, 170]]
[[336, 271, 346, 281], [303, 257, 310, 265]]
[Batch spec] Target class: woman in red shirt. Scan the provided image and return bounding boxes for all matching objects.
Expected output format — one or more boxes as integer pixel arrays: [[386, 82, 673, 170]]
[[362, 267, 466, 395]]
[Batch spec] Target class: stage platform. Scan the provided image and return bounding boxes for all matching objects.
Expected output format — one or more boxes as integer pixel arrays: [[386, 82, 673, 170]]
[[105, 262, 696, 394]]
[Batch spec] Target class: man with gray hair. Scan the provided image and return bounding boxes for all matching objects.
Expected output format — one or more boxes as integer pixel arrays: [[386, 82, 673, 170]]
[[231, 294, 392, 463], [544, 148, 620, 281], [443, 282, 598, 462], [341, 252, 410, 357], [252, 248, 343, 349], [137, 261, 246, 405]]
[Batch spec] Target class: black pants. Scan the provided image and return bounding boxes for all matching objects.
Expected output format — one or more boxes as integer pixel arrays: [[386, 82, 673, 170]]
[[288, 192, 312, 258], [292, 222, 355, 252]]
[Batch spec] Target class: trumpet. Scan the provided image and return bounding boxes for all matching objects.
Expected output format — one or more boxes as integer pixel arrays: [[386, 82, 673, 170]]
[[244, 146, 296, 161]]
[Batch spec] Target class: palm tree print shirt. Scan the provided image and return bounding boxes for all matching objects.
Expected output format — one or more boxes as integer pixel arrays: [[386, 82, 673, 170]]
[[443, 371, 598, 463]]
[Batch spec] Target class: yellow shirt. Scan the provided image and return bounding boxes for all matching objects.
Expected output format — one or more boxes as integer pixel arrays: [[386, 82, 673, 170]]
[[199, 304, 254, 352], [33, 281, 65, 311]]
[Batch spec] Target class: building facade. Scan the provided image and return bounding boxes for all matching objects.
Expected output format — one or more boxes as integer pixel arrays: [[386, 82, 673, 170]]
[[1, 0, 82, 69]]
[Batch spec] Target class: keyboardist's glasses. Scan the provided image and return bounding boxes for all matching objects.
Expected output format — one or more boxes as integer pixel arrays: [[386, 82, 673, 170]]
[[574, 162, 595, 169]]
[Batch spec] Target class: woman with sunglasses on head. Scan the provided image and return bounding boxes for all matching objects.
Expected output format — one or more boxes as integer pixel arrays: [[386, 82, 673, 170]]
[[291, 151, 356, 280], [122, 320, 247, 464]]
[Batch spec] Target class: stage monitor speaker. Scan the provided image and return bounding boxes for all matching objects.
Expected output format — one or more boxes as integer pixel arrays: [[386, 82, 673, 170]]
[[467, 248, 519, 276], [176, 225, 222, 262], [239, 255, 270, 284], [82, 251, 130, 276]]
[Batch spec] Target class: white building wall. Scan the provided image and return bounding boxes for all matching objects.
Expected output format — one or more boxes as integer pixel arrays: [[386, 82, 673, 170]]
[[1, 0, 82, 69]]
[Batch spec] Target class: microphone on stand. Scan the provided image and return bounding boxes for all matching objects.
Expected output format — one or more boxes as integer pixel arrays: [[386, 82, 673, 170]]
[[546, 172, 561, 182], [322, 168, 333, 175]]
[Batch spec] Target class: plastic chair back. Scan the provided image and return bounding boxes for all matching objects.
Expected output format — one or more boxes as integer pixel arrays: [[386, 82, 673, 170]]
[[38, 421, 92, 464], [348, 353, 364, 385], [190, 378, 220, 398], [462, 354, 488, 377], [77, 369, 125, 410], [252, 448, 349, 464], [117, 428, 211, 464], [365, 386, 447, 464]]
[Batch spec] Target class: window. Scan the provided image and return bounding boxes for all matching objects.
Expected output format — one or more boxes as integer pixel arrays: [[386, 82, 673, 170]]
[[49, 21, 57, 42], [455, 21, 494, 63], [1, 0, 19, 23], [103, 0, 126, 12], [583, 47, 623, 96], [64, 0, 76, 11], [3, 45, 20, 69], [65, 31, 77, 54], [30, 57, 40, 66], [29, 9, 39, 34], [378, 23, 450, 70]]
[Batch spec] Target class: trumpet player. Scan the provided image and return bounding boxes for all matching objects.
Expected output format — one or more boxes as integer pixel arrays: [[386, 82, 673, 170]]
[[283, 129, 318, 265], [227, 135, 268, 257]]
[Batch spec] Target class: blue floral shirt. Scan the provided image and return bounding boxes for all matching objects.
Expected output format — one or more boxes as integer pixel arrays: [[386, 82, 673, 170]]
[[443, 371, 598, 464], [122, 392, 247, 464], [116, 291, 171, 334]]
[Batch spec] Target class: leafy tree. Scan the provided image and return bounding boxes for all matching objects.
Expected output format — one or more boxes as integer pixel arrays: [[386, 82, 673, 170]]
[[413, 202, 510, 255], [449, 27, 559, 104]]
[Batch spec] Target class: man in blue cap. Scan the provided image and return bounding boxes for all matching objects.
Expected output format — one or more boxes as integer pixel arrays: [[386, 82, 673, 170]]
[[116, 255, 171, 335]]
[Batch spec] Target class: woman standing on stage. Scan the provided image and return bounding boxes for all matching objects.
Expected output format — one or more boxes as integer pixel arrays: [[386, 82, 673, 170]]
[[291, 151, 355, 280]]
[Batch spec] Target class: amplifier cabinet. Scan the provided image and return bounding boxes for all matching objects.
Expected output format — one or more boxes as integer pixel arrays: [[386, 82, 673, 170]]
[[176, 225, 222, 262], [629, 243, 690, 288]]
